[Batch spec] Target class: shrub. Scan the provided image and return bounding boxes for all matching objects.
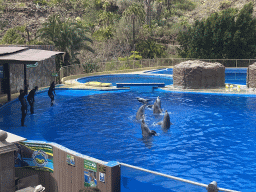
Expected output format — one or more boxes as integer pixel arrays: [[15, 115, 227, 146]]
[[136, 39, 166, 59], [1, 26, 26, 44]]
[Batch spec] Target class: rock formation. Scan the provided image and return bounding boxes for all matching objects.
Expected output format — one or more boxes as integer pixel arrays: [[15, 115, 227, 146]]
[[173, 60, 225, 89], [247, 62, 256, 88]]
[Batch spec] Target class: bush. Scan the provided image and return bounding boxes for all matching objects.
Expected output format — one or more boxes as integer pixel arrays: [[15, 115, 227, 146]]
[[1, 26, 26, 44], [136, 39, 166, 59], [83, 63, 99, 73]]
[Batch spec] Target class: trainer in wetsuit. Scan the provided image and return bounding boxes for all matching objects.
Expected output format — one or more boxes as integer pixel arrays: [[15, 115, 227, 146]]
[[48, 81, 56, 106], [27, 86, 38, 114], [18, 89, 27, 126]]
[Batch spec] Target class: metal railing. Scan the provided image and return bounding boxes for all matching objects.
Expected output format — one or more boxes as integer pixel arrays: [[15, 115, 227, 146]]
[[120, 162, 241, 192], [58, 58, 256, 82]]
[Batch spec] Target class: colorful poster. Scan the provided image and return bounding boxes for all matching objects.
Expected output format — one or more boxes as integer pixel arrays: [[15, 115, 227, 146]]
[[84, 159, 97, 172], [99, 164, 106, 183], [14, 142, 54, 173], [84, 159, 97, 187], [26, 62, 38, 68], [66, 154, 75, 166], [99, 172, 105, 183]]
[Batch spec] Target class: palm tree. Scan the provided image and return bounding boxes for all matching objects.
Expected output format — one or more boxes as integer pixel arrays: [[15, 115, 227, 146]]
[[38, 14, 94, 66]]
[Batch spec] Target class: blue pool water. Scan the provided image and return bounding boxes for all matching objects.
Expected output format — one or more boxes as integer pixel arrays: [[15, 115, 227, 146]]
[[1, 88, 256, 191], [77, 74, 173, 86], [144, 68, 247, 85]]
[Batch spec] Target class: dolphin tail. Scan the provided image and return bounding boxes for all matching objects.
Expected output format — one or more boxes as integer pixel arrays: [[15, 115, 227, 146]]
[[151, 130, 157, 136]]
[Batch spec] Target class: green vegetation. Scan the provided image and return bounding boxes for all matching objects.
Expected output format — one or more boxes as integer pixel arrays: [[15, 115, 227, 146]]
[[177, 2, 256, 59], [0, 0, 197, 64], [136, 39, 167, 59], [38, 14, 94, 66]]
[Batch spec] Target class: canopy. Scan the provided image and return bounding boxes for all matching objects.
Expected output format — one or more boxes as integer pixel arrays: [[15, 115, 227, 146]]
[[0, 46, 64, 101], [0, 47, 64, 64]]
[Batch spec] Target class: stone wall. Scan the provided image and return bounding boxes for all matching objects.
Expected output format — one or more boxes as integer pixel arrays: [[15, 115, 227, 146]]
[[247, 62, 256, 88], [0, 45, 56, 94], [173, 60, 225, 89]]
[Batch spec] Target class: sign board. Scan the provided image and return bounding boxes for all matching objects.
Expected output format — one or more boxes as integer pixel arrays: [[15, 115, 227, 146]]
[[15, 141, 54, 173], [0, 65, 3, 78], [51, 72, 58, 77], [84, 159, 97, 187], [99, 164, 106, 183], [67, 154, 75, 166], [26, 62, 38, 68]]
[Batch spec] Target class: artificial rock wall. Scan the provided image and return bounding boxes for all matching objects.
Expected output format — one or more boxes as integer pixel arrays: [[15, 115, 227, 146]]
[[173, 60, 225, 89], [247, 62, 256, 88]]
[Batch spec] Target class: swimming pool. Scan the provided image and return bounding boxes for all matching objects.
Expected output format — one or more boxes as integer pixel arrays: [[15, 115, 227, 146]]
[[77, 74, 173, 86], [1, 87, 256, 191], [144, 68, 247, 85]]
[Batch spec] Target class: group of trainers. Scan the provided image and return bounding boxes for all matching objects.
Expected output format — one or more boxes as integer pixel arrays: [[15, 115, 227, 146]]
[[18, 81, 56, 126]]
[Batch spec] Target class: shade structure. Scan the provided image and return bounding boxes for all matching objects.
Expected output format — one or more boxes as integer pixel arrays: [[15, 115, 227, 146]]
[[0, 48, 64, 64], [0, 47, 65, 101], [0, 46, 28, 56]]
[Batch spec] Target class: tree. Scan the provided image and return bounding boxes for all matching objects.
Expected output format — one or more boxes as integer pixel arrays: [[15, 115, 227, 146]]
[[38, 14, 94, 66], [177, 3, 256, 59], [136, 38, 166, 59], [1, 26, 26, 44]]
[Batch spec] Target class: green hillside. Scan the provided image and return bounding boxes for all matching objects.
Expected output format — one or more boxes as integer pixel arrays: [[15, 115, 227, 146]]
[[0, 0, 255, 65]]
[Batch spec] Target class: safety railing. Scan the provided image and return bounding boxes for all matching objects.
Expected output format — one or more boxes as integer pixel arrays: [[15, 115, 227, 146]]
[[58, 58, 256, 83], [120, 162, 241, 192]]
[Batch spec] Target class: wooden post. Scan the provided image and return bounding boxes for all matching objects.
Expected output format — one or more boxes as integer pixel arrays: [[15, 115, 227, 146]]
[[3, 63, 11, 101], [24, 64, 27, 94], [207, 181, 218, 192]]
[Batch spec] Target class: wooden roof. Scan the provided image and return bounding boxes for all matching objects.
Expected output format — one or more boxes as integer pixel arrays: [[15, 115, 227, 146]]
[[0, 46, 28, 56], [0, 47, 64, 64]]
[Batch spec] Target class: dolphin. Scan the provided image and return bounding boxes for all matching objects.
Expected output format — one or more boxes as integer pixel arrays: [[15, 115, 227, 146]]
[[153, 96, 162, 114], [136, 97, 151, 104], [158, 110, 172, 129], [136, 104, 146, 120], [156, 96, 161, 108], [141, 119, 157, 137]]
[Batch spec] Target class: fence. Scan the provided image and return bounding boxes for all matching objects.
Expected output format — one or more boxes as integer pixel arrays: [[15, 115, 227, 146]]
[[120, 163, 240, 192], [59, 58, 256, 83]]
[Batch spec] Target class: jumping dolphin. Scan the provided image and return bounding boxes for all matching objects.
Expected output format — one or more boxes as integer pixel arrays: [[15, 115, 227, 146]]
[[136, 97, 151, 104], [141, 119, 157, 137], [136, 104, 146, 120], [153, 96, 162, 114], [158, 110, 172, 129]]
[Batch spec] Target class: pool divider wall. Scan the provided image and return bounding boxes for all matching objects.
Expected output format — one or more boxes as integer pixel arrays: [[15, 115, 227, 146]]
[[14, 140, 121, 192]]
